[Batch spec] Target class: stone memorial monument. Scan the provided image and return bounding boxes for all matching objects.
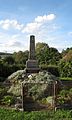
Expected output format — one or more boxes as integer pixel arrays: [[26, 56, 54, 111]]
[[26, 35, 40, 73]]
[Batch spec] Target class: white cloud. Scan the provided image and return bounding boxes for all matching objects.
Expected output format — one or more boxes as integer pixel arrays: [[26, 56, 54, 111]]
[[5, 40, 22, 47], [0, 41, 25, 53], [22, 22, 42, 33], [0, 14, 56, 34], [68, 31, 72, 36], [22, 14, 56, 33], [1, 13, 65, 53], [0, 19, 23, 30], [35, 14, 56, 23], [0, 32, 26, 52]]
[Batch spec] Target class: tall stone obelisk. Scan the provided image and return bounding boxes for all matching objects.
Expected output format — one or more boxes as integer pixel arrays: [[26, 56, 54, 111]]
[[29, 35, 35, 60], [26, 35, 40, 73]]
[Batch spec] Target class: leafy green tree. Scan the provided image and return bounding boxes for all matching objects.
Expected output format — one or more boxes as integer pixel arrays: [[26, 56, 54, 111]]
[[13, 50, 29, 65], [36, 42, 61, 65], [36, 42, 49, 64], [62, 50, 72, 62], [62, 47, 72, 57], [36, 42, 49, 52], [2, 56, 15, 65], [49, 47, 61, 65], [59, 60, 72, 77], [59, 48, 72, 77]]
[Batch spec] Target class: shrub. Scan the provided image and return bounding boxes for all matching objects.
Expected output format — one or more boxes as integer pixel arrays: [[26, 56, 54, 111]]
[[59, 89, 68, 97], [57, 89, 72, 105], [0, 87, 7, 99], [40, 64, 60, 77], [2, 95, 15, 106], [58, 61, 72, 77], [47, 65, 60, 77], [0, 77, 5, 82]]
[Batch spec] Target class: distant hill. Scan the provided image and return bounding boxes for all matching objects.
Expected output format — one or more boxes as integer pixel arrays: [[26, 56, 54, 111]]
[[0, 52, 12, 59]]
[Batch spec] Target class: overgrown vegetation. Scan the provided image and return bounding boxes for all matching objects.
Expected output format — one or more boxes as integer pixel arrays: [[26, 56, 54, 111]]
[[0, 108, 72, 120], [57, 88, 72, 106], [1, 95, 15, 106], [0, 44, 72, 119]]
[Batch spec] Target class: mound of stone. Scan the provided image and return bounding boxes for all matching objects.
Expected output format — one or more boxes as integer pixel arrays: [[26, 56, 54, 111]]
[[6, 70, 62, 98]]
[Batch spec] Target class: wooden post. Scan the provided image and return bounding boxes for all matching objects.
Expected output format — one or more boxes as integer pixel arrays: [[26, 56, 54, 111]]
[[55, 81, 57, 111], [54, 81, 56, 112], [53, 81, 57, 112], [22, 82, 24, 111]]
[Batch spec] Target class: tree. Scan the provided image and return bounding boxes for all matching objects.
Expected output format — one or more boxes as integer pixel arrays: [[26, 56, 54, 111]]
[[61, 47, 72, 57], [35, 42, 61, 65], [59, 60, 72, 77], [13, 50, 29, 65], [36, 42, 49, 53], [62, 50, 72, 62], [36, 42, 49, 64], [49, 47, 62, 65], [2, 56, 15, 65]]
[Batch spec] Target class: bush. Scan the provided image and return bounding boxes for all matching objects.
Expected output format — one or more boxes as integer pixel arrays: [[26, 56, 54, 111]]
[[59, 89, 68, 97], [0, 64, 21, 79], [0, 87, 7, 99], [0, 77, 5, 82], [47, 65, 60, 77], [40, 64, 60, 77], [58, 61, 72, 77], [2, 95, 15, 106], [57, 89, 72, 105]]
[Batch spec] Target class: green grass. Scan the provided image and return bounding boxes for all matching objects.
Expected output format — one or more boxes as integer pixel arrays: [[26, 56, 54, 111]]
[[60, 77, 72, 81], [0, 108, 72, 120]]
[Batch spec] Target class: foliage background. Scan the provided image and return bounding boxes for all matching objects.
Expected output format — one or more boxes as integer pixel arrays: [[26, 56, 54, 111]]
[[0, 42, 72, 81]]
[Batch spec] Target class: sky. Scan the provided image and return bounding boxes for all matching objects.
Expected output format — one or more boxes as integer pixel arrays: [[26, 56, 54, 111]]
[[0, 0, 72, 53]]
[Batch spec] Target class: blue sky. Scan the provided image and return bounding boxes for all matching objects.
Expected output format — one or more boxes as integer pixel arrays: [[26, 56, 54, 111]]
[[0, 0, 72, 53]]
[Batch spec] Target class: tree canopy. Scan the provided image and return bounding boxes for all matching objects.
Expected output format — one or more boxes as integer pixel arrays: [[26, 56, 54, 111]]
[[0, 42, 72, 79]]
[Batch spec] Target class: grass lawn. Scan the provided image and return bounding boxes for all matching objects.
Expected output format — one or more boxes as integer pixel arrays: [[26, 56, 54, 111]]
[[0, 108, 72, 120]]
